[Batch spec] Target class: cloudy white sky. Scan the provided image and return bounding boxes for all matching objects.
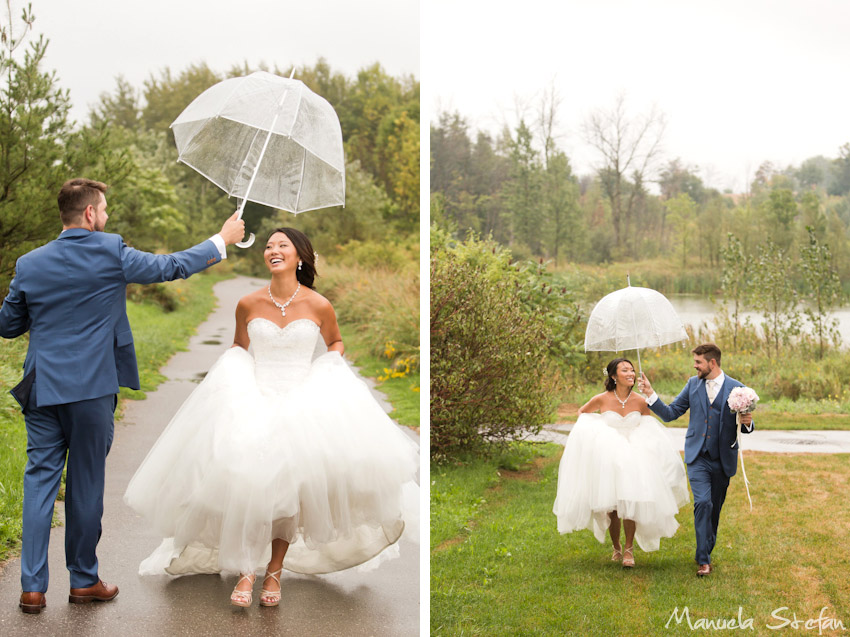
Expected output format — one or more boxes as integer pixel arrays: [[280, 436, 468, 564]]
[[13, 0, 419, 124], [424, 0, 850, 193]]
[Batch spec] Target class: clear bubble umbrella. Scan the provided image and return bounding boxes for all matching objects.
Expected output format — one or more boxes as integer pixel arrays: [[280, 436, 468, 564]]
[[171, 70, 345, 248], [584, 276, 688, 375]]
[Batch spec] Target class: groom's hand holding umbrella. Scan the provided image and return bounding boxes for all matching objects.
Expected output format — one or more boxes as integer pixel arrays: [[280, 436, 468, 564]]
[[638, 372, 654, 397], [218, 211, 247, 246]]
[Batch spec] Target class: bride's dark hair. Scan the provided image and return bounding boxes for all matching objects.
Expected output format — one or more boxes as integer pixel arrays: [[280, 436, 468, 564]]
[[605, 358, 634, 392], [266, 227, 317, 289]]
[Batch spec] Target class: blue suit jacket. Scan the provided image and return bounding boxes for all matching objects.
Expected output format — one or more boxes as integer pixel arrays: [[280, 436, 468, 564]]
[[648, 375, 754, 478], [0, 229, 221, 408]]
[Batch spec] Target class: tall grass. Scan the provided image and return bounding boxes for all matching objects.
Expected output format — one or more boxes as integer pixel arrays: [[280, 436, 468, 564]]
[[318, 238, 420, 372], [551, 260, 722, 298], [0, 270, 229, 562]]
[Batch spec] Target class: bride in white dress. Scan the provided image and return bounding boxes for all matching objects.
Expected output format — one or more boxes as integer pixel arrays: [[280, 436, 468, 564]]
[[553, 358, 688, 567], [124, 228, 419, 607]]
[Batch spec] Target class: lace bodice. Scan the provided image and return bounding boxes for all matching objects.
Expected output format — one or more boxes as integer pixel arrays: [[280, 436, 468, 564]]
[[247, 318, 322, 391]]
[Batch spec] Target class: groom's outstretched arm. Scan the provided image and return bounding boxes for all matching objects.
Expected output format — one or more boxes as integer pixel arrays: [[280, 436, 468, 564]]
[[121, 211, 245, 284], [642, 374, 691, 422]]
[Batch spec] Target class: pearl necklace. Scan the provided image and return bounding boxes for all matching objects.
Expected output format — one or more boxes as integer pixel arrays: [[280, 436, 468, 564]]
[[268, 283, 300, 317], [614, 389, 631, 409]]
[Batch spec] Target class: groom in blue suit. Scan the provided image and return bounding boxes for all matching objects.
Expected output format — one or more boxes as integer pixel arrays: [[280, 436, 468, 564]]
[[639, 343, 753, 577], [0, 178, 244, 613]]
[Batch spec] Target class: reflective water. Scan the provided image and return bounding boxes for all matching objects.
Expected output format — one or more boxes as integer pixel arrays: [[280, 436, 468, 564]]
[[668, 295, 850, 345]]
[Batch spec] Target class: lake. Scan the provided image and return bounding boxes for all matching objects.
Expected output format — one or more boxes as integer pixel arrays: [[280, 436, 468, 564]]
[[668, 296, 850, 347]]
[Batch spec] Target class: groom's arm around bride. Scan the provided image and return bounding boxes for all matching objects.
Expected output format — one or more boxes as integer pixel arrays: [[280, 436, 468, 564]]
[[0, 177, 244, 613]]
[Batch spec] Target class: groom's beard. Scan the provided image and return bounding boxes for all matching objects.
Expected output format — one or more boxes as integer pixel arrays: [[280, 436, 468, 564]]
[[697, 370, 709, 379]]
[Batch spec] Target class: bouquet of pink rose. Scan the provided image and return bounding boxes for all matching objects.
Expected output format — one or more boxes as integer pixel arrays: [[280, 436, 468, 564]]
[[727, 386, 758, 511], [727, 386, 759, 419]]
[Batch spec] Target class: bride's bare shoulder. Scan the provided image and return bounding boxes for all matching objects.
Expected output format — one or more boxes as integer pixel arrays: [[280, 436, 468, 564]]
[[235, 289, 266, 315], [578, 391, 609, 414]]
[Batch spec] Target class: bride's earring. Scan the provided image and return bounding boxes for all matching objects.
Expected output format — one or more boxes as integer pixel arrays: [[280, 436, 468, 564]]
[[298, 260, 302, 271], [613, 378, 617, 385]]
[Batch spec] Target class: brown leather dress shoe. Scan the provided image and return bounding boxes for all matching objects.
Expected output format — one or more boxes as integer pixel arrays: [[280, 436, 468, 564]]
[[696, 564, 712, 577], [20, 592, 46, 614], [68, 580, 119, 604]]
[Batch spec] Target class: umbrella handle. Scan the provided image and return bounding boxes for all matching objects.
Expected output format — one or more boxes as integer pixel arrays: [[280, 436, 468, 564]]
[[236, 233, 255, 249], [233, 198, 255, 248]]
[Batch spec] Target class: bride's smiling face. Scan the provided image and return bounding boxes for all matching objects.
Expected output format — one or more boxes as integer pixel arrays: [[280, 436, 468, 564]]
[[615, 362, 636, 388], [265, 232, 300, 274]]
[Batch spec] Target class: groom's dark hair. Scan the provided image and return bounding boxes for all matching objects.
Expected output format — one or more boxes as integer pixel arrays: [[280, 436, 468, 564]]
[[58, 178, 108, 225], [692, 343, 722, 366]]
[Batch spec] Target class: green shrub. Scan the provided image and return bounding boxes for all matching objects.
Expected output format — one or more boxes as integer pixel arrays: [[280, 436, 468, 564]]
[[430, 232, 560, 458]]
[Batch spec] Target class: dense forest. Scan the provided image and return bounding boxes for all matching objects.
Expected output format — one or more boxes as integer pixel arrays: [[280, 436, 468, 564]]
[[0, 3, 419, 296], [430, 98, 850, 286]]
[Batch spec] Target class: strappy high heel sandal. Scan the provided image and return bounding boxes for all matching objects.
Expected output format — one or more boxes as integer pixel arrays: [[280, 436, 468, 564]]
[[611, 546, 623, 562], [259, 568, 282, 607], [230, 574, 255, 607], [622, 546, 635, 568]]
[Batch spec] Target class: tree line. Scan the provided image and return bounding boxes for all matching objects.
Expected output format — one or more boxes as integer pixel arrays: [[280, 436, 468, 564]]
[[0, 2, 419, 296], [431, 94, 850, 287]]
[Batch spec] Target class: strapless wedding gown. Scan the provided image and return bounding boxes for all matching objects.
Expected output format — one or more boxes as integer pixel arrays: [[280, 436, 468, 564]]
[[553, 411, 689, 551], [124, 318, 419, 576]]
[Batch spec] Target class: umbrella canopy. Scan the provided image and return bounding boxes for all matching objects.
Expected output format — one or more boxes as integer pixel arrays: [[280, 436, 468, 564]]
[[584, 284, 688, 352], [171, 71, 345, 246]]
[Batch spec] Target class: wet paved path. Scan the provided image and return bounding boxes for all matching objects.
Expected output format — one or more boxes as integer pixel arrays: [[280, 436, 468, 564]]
[[534, 422, 850, 453], [0, 276, 419, 636]]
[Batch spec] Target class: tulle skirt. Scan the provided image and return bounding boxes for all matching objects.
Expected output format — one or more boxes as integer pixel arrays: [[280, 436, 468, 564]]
[[124, 347, 419, 576], [553, 411, 689, 552]]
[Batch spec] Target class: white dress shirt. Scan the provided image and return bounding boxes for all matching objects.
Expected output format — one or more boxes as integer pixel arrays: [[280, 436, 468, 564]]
[[706, 372, 725, 403]]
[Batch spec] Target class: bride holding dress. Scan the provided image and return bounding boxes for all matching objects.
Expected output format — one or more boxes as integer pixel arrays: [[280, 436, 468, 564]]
[[553, 358, 688, 567], [124, 227, 419, 607]]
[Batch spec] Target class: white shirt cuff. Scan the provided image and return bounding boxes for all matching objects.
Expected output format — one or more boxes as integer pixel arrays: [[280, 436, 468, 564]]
[[646, 392, 658, 406], [210, 234, 227, 260]]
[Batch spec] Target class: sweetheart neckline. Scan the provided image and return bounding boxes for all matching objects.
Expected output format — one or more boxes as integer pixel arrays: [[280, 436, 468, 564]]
[[598, 410, 644, 419], [247, 317, 321, 332]]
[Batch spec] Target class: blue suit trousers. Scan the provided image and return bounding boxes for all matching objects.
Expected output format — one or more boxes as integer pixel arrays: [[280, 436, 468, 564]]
[[21, 387, 116, 592], [687, 453, 730, 566]]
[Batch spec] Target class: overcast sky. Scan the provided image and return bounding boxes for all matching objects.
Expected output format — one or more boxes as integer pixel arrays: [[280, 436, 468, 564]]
[[424, 0, 850, 193], [15, 0, 419, 124]]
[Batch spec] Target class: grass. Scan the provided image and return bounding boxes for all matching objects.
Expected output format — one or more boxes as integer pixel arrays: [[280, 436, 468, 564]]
[[0, 337, 28, 560], [0, 270, 229, 562], [340, 323, 420, 430], [431, 443, 850, 635]]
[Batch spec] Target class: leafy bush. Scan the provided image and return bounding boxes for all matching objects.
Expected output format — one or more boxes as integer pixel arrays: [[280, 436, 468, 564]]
[[511, 259, 584, 372], [431, 230, 561, 458]]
